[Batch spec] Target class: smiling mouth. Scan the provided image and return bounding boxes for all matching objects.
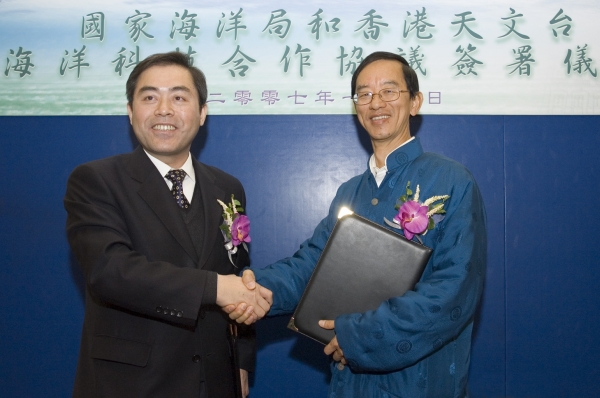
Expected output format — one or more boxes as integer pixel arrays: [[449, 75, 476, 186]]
[[153, 124, 176, 131], [371, 115, 390, 121]]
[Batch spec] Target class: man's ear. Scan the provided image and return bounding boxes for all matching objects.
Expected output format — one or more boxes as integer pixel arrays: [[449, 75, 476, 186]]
[[199, 104, 208, 126], [410, 92, 423, 117], [126, 103, 133, 125]]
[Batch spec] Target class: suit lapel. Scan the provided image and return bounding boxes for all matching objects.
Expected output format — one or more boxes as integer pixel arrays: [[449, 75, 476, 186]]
[[193, 158, 225, 270], [127, 147, 199, 264]]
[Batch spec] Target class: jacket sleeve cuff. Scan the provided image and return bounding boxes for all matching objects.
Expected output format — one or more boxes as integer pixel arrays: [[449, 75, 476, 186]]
[[201, 271, 218, 306]]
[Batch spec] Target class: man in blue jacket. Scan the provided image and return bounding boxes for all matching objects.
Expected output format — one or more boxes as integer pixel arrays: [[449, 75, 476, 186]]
[[229, 51, 487, 397]]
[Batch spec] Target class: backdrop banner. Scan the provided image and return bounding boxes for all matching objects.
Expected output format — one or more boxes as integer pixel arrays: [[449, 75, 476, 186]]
[[1, 0, 598, 115]]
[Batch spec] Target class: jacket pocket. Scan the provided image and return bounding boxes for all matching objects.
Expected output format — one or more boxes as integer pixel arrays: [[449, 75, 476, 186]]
[[91, 334, 152, 367]]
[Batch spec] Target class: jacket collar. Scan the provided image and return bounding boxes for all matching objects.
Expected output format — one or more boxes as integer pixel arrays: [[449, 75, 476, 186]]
[[371, 137, 424, 173], [192, 157, 226, 270], [127, 146, 199, 264]]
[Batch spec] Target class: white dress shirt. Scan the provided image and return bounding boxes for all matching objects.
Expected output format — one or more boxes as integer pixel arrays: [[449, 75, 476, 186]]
[[144, 151, 196, 203]]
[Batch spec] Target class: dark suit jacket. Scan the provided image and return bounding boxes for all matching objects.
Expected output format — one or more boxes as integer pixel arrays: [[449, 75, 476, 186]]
[[65, 146, 254, 398]]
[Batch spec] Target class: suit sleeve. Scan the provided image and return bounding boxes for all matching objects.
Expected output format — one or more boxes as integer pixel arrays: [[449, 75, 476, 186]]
[[64, 163, 215, 327]]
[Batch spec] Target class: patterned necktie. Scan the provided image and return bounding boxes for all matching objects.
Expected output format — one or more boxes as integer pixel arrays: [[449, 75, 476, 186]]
[[165, 169, 190, 209]]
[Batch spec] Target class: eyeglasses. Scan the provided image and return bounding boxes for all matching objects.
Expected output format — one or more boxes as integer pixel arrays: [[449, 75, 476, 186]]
[[352, 89, 409, 105]]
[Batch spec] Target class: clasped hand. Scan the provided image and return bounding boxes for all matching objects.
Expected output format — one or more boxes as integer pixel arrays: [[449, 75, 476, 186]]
[[217, 270, 273, 325], [220, 271, 345, 364]]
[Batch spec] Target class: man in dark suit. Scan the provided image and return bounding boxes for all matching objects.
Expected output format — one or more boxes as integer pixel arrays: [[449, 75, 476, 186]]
[[64, 52, 270, 398]]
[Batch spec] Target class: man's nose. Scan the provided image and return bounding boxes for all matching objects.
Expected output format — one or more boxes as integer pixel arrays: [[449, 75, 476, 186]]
[[155, 99, 173, 116]]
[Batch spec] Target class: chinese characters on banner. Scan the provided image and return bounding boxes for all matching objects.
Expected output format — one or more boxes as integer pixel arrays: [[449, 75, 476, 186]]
[[1, 1, 599, 115]]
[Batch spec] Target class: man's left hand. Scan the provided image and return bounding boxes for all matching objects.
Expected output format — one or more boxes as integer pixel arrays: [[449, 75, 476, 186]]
[[319, 320, 346, 364]]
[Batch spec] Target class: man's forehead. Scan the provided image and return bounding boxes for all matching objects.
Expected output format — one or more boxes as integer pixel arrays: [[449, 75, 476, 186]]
[[356, 60, 406, 88], [136, 64, 193, 90], [139, 64, 193, 81]]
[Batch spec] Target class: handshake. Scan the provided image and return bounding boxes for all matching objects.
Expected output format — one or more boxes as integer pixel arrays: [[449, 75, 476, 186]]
[[216, 270, 272, 325], [216, 270, 344, 363]]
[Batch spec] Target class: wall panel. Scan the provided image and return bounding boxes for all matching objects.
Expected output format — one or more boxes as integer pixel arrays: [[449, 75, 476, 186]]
[[1, 114, 597, 397]]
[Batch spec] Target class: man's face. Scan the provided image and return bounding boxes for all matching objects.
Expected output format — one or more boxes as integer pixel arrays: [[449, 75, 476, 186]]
[[127, 64, 207, 168], [354, 60, 422, 148]]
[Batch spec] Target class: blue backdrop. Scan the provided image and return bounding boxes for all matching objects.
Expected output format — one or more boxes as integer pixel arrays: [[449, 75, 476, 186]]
[[1, 114, 599, 397]]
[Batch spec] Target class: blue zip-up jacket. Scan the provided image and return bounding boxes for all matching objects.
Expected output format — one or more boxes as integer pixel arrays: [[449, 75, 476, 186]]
[[254, 137, 487, 398]]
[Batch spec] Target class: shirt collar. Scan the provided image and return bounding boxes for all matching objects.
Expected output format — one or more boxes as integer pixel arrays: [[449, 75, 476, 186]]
[[369, 136, 416, 177], [144, 151, 196, 183]]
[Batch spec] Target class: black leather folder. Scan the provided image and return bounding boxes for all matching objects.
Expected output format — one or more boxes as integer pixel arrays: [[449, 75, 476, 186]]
[[287, 212, 432, 344]]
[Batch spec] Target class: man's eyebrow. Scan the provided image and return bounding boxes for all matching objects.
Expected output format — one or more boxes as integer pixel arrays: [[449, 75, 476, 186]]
[[170, 86, 192, 93], [356, 80, 401, 91], [137, 85, 192, 94], [381, 80, 400, 87], [137, 86, 158, 94]]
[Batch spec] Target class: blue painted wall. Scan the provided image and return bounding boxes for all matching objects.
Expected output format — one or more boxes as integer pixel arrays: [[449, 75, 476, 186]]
[[0, 114, 598, 397]]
